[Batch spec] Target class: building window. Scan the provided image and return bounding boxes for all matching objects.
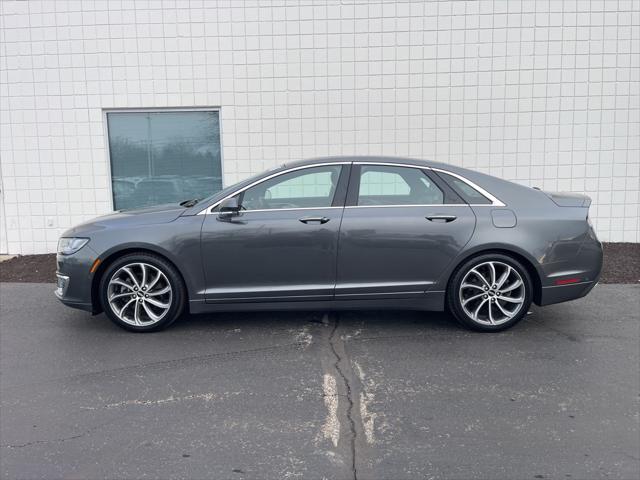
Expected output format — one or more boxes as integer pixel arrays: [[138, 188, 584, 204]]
[[106, 110, 222, 210]]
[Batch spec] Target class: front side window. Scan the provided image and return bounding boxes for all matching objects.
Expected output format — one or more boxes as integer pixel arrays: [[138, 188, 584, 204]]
[[357, 165, 444, 206], [240, 165, 342, 210], [107, 110, 222, 210]]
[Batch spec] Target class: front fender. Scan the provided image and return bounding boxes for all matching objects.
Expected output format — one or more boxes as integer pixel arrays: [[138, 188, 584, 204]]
[[89, 215, 206, 309]]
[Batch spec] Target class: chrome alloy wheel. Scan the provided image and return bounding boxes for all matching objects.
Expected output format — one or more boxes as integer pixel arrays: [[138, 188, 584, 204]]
[[459, 261, 526, 326], [107, 262, 172, 326]]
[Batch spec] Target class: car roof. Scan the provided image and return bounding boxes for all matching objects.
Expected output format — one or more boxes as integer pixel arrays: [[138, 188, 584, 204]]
[[282, 155, 454, 171]]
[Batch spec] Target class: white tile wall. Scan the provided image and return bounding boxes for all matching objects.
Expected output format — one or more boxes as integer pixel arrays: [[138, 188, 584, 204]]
[[0, 0, 638, 254]]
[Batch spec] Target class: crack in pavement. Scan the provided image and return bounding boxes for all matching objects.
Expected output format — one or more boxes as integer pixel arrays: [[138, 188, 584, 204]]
[[3, 341, 308, 391], [327, 312, 358, 480], [1, 418, 117, 449]]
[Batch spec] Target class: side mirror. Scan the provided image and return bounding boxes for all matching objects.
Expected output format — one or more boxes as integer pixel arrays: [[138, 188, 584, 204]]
[[219, 197, 241, 217]]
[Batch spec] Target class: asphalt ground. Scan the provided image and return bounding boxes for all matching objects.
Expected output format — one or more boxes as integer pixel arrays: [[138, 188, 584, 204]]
[[0, 282, 638, 479]]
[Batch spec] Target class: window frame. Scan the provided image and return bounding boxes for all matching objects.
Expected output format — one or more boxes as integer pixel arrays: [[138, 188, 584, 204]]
[[199, 161, 504, 215], [205, 162, 351, 214], [345, 164, 461, 207], [344, 162, 504, 208], [103, 106, 224, 211]]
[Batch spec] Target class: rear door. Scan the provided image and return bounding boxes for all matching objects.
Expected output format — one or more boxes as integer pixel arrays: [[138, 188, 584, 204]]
[[335, 163, 476, 299]]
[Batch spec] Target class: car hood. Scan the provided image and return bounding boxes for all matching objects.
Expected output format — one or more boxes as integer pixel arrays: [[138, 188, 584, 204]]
[[63, 204, 186, 237]]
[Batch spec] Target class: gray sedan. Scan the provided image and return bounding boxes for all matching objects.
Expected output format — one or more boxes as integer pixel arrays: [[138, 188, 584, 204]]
[[55, 156, 603, 332]]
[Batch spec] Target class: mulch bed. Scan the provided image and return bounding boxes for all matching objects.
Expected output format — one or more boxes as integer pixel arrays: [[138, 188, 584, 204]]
[[601, 243, 640, 284], [0, 243, 638, 284], [1, 254, 58, 283]]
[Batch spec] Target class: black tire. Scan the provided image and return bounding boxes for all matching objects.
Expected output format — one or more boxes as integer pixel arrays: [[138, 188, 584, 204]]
[[99, 252, 186, 332], [447, 253, 533, 332]]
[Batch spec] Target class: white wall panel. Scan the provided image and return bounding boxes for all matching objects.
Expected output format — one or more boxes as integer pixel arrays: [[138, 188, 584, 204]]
[[0, 0, 638, 253]]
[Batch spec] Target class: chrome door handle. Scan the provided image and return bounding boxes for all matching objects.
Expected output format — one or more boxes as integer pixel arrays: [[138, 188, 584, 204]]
[[299, 216, 330, 224], [426, 215, 457, 223]]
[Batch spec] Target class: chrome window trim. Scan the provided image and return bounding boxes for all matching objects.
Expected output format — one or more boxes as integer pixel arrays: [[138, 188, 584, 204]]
[[197, 162, 350, 215], [210, 206, 344, 215], [352, 162, 506, 207], [198, 160, 505, 214], [345, 204, 492, 209]]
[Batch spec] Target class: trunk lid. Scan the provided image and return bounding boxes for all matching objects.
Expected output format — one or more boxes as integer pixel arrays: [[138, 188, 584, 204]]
[[542, 191, 592, 208]]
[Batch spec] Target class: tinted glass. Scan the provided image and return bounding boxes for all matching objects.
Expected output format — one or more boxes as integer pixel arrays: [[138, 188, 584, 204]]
[[438, 172, 491, 204], [357, 165, 444, 205], [241, 165, 342, 210], [107, 111, 222, 210]]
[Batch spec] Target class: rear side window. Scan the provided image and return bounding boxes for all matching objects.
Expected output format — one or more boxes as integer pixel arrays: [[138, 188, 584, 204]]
[[437, 172, 492, 205], [357, 165, 444, 206]]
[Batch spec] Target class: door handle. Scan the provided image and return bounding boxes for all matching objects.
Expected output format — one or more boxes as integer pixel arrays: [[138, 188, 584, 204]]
[[299, 216, 330, 224], [426, 215, 457, 223]]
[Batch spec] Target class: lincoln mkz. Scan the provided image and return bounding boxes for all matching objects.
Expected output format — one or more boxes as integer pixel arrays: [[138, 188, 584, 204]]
[[56, 157, 603, 332]]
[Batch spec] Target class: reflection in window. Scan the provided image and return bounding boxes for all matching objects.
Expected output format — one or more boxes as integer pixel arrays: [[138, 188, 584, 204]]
[[267, 170, 335, 199], [241, 165, 342, 210], [107, 111, 222, 210], [357, 165, 444, 206], [359, 170, 410, 195]]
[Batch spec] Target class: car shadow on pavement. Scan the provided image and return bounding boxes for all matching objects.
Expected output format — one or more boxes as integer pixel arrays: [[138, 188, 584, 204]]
[[171, 308, 470, 335], [64, 307, 544, 336]]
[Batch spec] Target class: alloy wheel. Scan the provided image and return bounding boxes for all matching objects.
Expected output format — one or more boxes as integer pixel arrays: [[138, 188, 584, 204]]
[[107, 262, 173, 326], [458, 261, 526, 326]]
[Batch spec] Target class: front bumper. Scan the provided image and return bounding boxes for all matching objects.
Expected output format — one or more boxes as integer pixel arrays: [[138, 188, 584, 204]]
[[54, 272, 69, 298], [54, 244, 100, 313]]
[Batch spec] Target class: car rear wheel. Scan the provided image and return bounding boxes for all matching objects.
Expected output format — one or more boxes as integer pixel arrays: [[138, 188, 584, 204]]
[[100, 253, 186, 332], [447, 253, 533, 332]]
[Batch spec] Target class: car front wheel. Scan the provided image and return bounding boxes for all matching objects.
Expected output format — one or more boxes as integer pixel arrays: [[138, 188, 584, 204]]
[[447, 253, 533, 332], [100, 253, 186, 332]]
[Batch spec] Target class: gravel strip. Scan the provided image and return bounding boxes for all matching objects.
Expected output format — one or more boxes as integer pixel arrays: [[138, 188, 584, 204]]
[[0, 243, 638, 284]]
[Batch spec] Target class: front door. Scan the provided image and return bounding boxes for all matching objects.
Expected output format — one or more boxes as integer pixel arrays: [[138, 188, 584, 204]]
[[201, 163, 349, 302], [335, 163, 476, 299]]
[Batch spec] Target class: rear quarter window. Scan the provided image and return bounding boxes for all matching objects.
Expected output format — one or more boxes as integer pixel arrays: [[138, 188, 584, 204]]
[[438, 172, 492, 205]]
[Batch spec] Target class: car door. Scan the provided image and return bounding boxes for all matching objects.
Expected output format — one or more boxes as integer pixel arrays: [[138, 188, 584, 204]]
[[201, 163, 350, 302], [335, 163, 476, 299]]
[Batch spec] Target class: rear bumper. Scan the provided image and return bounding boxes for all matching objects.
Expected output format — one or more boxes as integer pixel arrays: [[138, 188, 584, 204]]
[[539, 280, 598, 306], [538, 225, 602, 306]]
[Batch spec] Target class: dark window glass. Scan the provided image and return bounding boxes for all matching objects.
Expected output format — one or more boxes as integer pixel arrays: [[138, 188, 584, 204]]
[[438, 172, 492, 204], [240, 165, 342, 210], [357, 165, 444, 205], [107, 111, 222, 210]]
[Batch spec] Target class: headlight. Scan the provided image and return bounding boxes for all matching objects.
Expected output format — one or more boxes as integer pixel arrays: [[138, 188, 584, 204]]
[[57, 237, 89, 255]]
